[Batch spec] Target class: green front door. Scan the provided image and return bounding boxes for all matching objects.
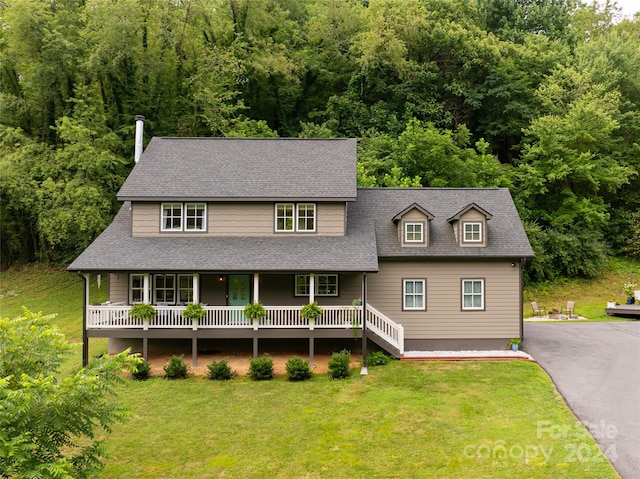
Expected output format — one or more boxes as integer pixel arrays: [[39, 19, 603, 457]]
[[228, 275, 251, 323]]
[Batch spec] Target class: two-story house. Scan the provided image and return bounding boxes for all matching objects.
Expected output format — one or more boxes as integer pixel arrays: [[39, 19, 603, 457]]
[[68, 120, 533, 366]]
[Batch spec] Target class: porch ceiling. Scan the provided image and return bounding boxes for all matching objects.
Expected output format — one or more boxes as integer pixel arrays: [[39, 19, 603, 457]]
[[67, 202, 379, 273]]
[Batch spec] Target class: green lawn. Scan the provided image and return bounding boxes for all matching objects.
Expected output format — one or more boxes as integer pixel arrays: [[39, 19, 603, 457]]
[[101, 361, 619, 478], [524, 256, 639, 321], [0, 262, 629, 478]]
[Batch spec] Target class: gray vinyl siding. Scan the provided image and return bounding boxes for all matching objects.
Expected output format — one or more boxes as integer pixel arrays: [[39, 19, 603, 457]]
[[109, 273, 129, 303], [131, 202, 345, 237], [367, 260, 520, 339], [456, 209, 487, 247], [398, 208, 430, 247]]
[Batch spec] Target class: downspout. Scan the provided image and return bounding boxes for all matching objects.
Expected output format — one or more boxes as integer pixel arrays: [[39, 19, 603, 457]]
[[78, 272, 89, 367], [360, 272, 368, 376], [520, 258, 526, 341]]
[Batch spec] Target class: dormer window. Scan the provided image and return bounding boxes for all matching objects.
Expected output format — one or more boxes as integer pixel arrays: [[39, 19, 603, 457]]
[[404, 222, 424, 243], [161, 203, 206, 232], [275, 203, 316, 233], [448, 203, 492, 248], [393, 203, 433, 247], [463, 222, 482, 243]]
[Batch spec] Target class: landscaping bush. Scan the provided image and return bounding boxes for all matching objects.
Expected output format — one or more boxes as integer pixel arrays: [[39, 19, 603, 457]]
[[131, 359, 151, 380], [328, 349, 351, 379], [207, 358, 236, 380], [248, 354, 274, 380], [366, 350, 394, 367], [285, 356, 312, 381], [164, 355, 189, 379]]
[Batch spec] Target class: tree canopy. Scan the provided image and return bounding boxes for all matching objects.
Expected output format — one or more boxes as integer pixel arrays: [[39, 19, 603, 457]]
[[1, 0, 638, 280]]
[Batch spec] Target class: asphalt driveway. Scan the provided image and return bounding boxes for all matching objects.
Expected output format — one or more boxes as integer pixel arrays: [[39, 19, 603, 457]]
[[524, 322, 640, 479]]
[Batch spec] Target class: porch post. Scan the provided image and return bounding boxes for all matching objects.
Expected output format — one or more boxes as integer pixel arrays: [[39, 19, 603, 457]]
[[143, 273, 150, 304], [253, 337, 259, 359], [360, 272, 368, 376], [193, 273, 199, 304], [192, 337, 198, 367], [81, 273, 89, 367], [143, 337, 148, 361], [309, 273, 315, 303], [253, 273, 259, 303], [309, 337, 314, 367]]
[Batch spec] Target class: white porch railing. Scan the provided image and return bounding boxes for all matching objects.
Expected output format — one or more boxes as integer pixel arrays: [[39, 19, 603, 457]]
[[86, 303, 404, 354], [366, 305, 405, 355], [87, 305, 362, 330]]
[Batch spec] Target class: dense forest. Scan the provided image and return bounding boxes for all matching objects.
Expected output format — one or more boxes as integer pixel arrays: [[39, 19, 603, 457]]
[[1, 0, 638, 282]]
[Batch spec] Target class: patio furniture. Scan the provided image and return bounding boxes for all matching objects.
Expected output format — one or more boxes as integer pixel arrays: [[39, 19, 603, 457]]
[[531, 301, 547, 318], [561, 301, 575, 317]]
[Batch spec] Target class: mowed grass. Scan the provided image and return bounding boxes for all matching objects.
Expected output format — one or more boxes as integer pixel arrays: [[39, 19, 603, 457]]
[[524, 256, 639, 321], [0, 263, 625, 477], [102, 361, 619, 479]]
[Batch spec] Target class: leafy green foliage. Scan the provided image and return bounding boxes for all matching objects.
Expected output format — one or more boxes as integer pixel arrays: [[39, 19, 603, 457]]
[[0, 309, 136, 478], [129, 303, 156, 321], [248, 354, 274, 381], [182, 303, 206, 321], [207, 358, 236, 381], [366, 350, 395, 367], [285, 356, 312, 381], [163, 355, 189, 380], [244, 302, 267, 320], [0, 0, 638, 278], [300, 301, 323, 320], [328, 349, 351, 379], [131, 359, 151, 380]]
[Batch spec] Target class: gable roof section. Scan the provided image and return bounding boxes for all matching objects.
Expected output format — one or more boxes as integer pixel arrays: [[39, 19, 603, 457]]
[[350, 188, 533, 258], [68, 202, 378, 273], [392, 203, 435, 223], [447, 202, 494, 222], [117, 138, 357, 201]]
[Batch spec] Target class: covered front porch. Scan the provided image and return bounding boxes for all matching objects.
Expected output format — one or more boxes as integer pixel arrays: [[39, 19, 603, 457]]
[[80, 272, 404, 366]]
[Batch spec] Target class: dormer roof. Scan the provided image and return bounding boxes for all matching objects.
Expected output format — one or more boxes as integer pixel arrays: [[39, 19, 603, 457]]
[[392, 203, 435, 224], [447, 203, 493, 223]]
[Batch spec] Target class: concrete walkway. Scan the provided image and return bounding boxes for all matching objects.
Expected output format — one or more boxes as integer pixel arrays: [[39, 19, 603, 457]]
[[524, 322, 640, 479]]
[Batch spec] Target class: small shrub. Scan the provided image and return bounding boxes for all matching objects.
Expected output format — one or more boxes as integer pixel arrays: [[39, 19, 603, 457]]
[[366, 350, 394, 367], [248, 354, 274, 380], [285, 356, 312, 381], [131, 359, 151, 380], [328, 349, 351, 379], [207, 358, 236, 380], [164, 355, 189, 379]]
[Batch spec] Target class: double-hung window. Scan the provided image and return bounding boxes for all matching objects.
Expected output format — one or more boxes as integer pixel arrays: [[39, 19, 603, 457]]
[[130, 274, 145, 304], [275, 203, 316, 232], [178, 274, 194, 303], [462, 279, 484, 310], [463, 222, 482, 242], [403, 279, 426, 310], [161, 203, 206, 232], [154, 274, 176, 304], [295, 274, 338, 296], [404, 222, 424, 243]]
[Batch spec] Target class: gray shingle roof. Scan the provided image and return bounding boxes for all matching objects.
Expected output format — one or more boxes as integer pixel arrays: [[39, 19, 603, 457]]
[[350, 188, 534, 258], [117, 138, 357, 201], [68, 202, 379, 272]]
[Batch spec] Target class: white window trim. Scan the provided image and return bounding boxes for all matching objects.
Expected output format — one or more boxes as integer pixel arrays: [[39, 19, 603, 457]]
[[153, 274, 176, 305], [463, 222, 482, 243], [403, 279, 426, 311], [295, 274, 338, 296], [296, 203, 316, 232], [275, 203, 295, 232], [275, 203, 316, 233], [129, 273, 145, 304], [462, 279, 485, 310], [177, 274, 194, 304], [161, 203, 207, 232], [404, 222, 424, 243]]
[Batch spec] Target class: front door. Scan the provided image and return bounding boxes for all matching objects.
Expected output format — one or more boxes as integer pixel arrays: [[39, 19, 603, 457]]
[[228, 275, 251, 323]]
